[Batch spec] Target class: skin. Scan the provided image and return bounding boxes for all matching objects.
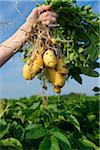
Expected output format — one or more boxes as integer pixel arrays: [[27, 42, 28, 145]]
[[0, 5, 57, 67]]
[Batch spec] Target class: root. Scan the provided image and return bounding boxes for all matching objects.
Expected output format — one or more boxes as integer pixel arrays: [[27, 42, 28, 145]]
[[25, 21, 62, 62]]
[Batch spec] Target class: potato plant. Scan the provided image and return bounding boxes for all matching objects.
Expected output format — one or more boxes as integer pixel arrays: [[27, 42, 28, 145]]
[[21, 0, 99, 93], [0, 94, 99, 150]]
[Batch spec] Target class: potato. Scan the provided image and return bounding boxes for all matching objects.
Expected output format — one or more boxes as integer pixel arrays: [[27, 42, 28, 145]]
[[32, 54, 43, 75], [23, 52, 43, 80], [48, 68, 56, 84], [54, 72, 65, 88], [43, 49, 57, 68], [48, 68, 65, 88], [54, 86, 61, 93], [23, 63, 34, 80], [56, 58, 69, 75]]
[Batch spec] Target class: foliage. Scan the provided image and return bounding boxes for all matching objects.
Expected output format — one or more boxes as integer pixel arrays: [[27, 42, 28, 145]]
[[93, 86, 100, 96], [0, 94, 99, 150], [44, 0, 99, 82], [93, 87, 100, 92]]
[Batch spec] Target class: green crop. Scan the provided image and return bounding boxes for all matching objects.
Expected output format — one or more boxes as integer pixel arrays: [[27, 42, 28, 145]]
[[0, 94, 99, 150]]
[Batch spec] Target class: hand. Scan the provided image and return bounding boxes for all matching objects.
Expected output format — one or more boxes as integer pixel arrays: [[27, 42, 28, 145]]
[[27, 5, 57, 27]]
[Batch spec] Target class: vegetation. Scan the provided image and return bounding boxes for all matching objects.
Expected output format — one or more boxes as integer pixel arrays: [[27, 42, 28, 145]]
[[0, 94, 99, 150]]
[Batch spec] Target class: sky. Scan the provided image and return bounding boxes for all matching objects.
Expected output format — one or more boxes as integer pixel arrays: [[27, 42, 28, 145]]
[[0, 0, 99, 98]]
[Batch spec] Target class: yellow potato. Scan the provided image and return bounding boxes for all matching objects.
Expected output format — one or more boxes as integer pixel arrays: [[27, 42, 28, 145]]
[[48, 68, 56, 84], [51, 38, 57, 44], [32, 54, 43, 75], [54, 86, 61, 94], [23, 52, 43, 80], [48, 68, 65, 88], [54, 72, 65, 88], [43, 49, 57, 68], [56, 58, 69, 75], [23, 63, 34, 80]]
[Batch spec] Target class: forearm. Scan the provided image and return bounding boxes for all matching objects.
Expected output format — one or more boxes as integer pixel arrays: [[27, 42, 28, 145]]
[[0, 21, 32, 67], [0, 5, 57, 67]]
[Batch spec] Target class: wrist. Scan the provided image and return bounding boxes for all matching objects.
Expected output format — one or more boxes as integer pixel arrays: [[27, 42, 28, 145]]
[[20, 21, 32, 34], [26, 9, 38, 26]]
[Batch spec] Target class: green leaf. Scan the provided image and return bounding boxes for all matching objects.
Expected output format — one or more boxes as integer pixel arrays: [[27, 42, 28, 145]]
[[69, 52, 75, 61], [78, 47, 84, 53], [79, 136, 99, 150], [87, 114, 96, 121], [59, 140, 72, 150], [16, 102, 27, 109], [0, 119, 11, 140], [66, 115, 80, 131], [81, 67, 99, 77], [52, 131, 72, 150], [93, 87, 100, 92], [47, 104, 58, 112], [86, 45, 98, 61], [25, 124, 35, 131], [84, 5, 91, 11], [0, 102, 9, 119], [0, 119, 6, 126], [59, 112, 80, 131], [30, 101, 40, 110], [11, 121, 25, 140], [0, 101, 6, 116], [73, 74, 82, 84], [29, 109, 40, 120], [39, 136, 51, 150], [50, 135, 60, 150], [0, 138, 23, 149], [80, 10, 87, 15], [25, 125, 46, 140]]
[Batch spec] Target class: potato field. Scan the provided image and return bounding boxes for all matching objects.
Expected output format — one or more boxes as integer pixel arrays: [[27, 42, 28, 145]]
[[0, 94, 99, 150]]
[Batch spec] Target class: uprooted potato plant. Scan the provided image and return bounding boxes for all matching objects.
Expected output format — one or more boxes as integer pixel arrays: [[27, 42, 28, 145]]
[[20, 0, 99, 93]]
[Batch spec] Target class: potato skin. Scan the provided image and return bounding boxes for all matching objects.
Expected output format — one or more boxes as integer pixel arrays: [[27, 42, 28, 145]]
[[56, 58, 69, 75], [43, 49, 57, 68], [54, 86, 61, 93], [32, 54, 43, 75], [23, 63, 34, 80], [48, 68, 56, 84], [23, 53, 43, 80], [48, 68, 65, 88], [54, 72, 65, 88]]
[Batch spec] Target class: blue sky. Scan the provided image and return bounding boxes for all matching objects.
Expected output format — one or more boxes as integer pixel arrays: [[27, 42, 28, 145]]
[[0, 0, 99, 98]]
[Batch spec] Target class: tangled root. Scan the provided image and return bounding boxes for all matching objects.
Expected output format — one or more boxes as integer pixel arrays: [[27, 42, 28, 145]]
[[26, 21, 62, 61]]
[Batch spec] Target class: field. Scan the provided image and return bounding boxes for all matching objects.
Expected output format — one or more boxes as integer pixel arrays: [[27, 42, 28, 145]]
[[0, 94, 99, 150]]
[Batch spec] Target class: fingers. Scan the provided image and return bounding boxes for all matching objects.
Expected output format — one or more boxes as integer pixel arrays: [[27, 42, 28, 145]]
[[42, 21, 53, 27], [38, 11, 57, 26], [27, 5, 57, 26], [38, 11, 57, 21], [37, 5, 51, 15], [27, 5, 51, 20], [41, 16, 56, 23]]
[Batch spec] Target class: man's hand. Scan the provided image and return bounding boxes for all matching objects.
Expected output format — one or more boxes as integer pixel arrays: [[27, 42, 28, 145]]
[[27, 5, 57, 27]]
